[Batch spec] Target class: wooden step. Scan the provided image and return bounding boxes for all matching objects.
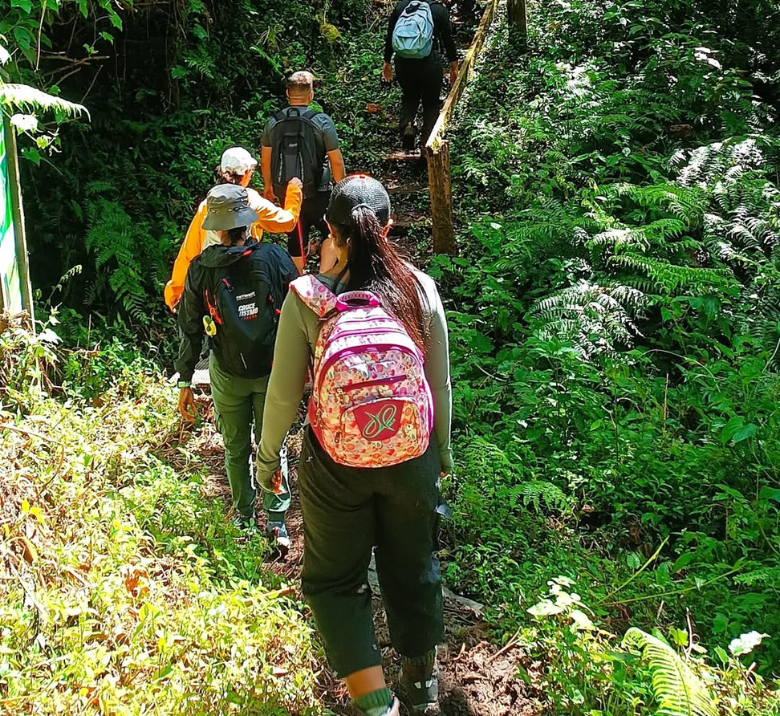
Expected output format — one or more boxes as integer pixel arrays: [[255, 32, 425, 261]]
[[386, 182, 429, 196], [385, 150, 423, 162]]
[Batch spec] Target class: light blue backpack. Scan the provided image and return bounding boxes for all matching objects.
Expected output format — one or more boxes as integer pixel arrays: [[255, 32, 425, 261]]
[[392, 1, 434, 60]]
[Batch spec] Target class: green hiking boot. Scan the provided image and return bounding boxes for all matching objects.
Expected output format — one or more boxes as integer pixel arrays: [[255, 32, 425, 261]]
[[399, 666, 439, 715]]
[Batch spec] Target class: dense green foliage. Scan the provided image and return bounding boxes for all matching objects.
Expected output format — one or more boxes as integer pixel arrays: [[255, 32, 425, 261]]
[[1, 323, 319, 714], [432, 0, 780, 710], [4, 0, 374, 337]]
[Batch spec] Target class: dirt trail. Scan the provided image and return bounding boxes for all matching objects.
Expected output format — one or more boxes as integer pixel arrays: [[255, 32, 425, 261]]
[[182, 415, 536, 716], [185, 4, 538, 714]]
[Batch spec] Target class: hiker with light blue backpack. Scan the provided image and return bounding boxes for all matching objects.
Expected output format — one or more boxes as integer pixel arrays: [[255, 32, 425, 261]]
[[382, 0, 459, 150]]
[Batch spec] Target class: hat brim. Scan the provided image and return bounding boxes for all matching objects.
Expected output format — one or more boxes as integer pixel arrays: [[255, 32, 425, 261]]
[[202, 207, 259, 231]]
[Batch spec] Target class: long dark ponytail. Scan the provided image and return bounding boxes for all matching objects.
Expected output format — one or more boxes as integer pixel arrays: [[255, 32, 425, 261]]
[[333, 205, 427, 349]]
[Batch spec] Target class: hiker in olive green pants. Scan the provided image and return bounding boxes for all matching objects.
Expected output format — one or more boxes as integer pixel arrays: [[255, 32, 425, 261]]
[[209, 353, 291, 527]]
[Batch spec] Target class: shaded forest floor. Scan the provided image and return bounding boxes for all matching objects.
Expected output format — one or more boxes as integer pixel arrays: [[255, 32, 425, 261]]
[[186, 417, 538, 716]]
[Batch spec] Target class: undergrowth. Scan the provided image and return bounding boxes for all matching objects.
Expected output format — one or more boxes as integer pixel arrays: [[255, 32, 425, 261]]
[[0, 323, 319, 715], [437, 0, 780, 713]]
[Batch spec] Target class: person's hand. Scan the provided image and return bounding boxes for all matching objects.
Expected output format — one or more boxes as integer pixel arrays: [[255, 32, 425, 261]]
[[382, 62, 393, 84], [449, 61, 459, 86], [264, 185, 277, 202], [254, 465, 277, 494], [178, 387, 198, 422], [271, 470, 284, 494], [307, 238, 322, 257], [288, 177, 303, 191]]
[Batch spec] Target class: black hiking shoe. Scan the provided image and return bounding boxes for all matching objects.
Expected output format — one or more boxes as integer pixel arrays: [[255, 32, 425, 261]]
[[399, 667, 439, 715], [402, 122, 416, 151], [266, 520, 291, 558]]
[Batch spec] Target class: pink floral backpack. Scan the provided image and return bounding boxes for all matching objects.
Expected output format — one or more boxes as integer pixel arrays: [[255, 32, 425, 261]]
[[290, 274, 433, 468]]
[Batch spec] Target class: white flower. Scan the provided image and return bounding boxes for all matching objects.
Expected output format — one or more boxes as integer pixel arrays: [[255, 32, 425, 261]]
[[729, 631, 770, 656], [10, 114, 39, 132]]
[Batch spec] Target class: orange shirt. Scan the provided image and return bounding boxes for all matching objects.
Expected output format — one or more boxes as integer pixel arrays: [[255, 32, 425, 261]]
[[164, 184, 303, 311]]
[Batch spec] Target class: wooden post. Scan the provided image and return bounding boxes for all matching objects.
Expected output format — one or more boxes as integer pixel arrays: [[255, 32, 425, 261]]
[[427, 141, 454, 255], [508, 0, 528, 38], [424, 0, 501, 254], [2, 115, 34, 323]]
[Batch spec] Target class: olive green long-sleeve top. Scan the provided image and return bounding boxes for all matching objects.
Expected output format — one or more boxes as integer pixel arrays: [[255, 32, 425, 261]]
[[255, 269, 453, 487]]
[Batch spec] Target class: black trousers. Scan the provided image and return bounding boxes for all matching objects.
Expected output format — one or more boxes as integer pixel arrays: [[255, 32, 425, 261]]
[[298, 427, 445, 678], [286, 190, 331, 257], [395, 53, 444, 146]]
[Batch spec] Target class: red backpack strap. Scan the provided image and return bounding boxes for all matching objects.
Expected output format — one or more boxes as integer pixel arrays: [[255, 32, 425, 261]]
[[290, 275, 338, 319]]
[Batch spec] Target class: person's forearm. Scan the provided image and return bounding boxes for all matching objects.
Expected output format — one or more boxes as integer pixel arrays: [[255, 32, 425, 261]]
[[329, 150, 346, 184], [261, 146, 274, 198], [438, 9, 458, 63], [253, 184, 302, 234], [256, 296, 310, 476], [433, 383, 453, 470], [175, 330, 202, 383]]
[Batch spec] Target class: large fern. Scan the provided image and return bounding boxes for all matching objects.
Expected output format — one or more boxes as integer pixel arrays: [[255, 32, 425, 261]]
[[623, 628, 718, 716], [0, 82, 88, 119]]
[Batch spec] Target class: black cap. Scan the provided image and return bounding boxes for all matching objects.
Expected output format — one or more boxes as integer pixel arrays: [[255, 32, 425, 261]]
[[326, 175, 391, 227]]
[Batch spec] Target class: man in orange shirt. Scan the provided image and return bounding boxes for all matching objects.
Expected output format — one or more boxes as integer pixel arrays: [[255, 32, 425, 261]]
[[164, 147, 302, 312]]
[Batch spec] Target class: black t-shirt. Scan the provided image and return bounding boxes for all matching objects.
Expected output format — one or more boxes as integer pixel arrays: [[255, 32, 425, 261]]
[[384, 0, 458, 64]]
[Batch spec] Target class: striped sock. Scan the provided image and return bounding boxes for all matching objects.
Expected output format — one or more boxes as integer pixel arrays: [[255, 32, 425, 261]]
[[353, 687, 394, 716]]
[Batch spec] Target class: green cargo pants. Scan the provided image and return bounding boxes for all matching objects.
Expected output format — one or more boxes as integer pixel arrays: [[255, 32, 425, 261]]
[[298, 426, 446, 678], [209, 354, 291, 520]]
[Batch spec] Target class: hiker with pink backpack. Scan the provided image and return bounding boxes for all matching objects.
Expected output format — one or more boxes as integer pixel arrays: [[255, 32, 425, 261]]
[[255, 175, 452, 716]]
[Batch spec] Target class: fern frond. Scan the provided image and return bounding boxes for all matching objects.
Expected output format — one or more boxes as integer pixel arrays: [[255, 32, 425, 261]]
[[512, 480, 571, 512], [623, 628, 718, 716], [0, 83, 89, 119]]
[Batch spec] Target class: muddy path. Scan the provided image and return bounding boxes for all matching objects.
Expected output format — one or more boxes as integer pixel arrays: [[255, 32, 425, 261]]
[[183, 3, 539, 714], [175, 412, 537, 715], [264, 430, 538, 716]]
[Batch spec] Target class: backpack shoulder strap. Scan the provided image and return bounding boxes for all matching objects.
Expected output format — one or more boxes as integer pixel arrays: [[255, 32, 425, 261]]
[[302, 108, 320, 121], [290, 275, 338, 319], [273, 109, 288, 123]]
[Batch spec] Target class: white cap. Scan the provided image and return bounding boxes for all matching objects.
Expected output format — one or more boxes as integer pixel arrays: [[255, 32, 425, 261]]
[[220, 147, 257, 175]]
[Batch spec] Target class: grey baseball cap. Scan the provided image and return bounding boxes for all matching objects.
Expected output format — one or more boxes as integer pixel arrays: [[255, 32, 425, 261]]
[[202, 184, 259, 231]]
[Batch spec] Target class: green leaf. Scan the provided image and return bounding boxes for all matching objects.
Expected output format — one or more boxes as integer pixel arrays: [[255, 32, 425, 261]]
[[720, 416, 757, 445], [758, 487, 780, 504], [731, 423, 757, 443], [671, 552, 696, 574], [20, 146, 40, 165], [623, 628, 718, 716]]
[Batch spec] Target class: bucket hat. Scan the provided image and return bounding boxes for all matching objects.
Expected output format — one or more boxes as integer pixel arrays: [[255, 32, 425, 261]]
[[202, 184, 259, 231], [326, 174, 391, 227]]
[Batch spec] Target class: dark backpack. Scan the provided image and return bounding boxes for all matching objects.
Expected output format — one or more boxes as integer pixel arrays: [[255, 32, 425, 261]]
[[204, 247, 288, 379], [270, 108, 324, 200]]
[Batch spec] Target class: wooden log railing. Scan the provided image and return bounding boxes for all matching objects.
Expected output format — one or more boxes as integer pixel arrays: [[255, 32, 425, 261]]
[[424, 0, 527, 254]]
